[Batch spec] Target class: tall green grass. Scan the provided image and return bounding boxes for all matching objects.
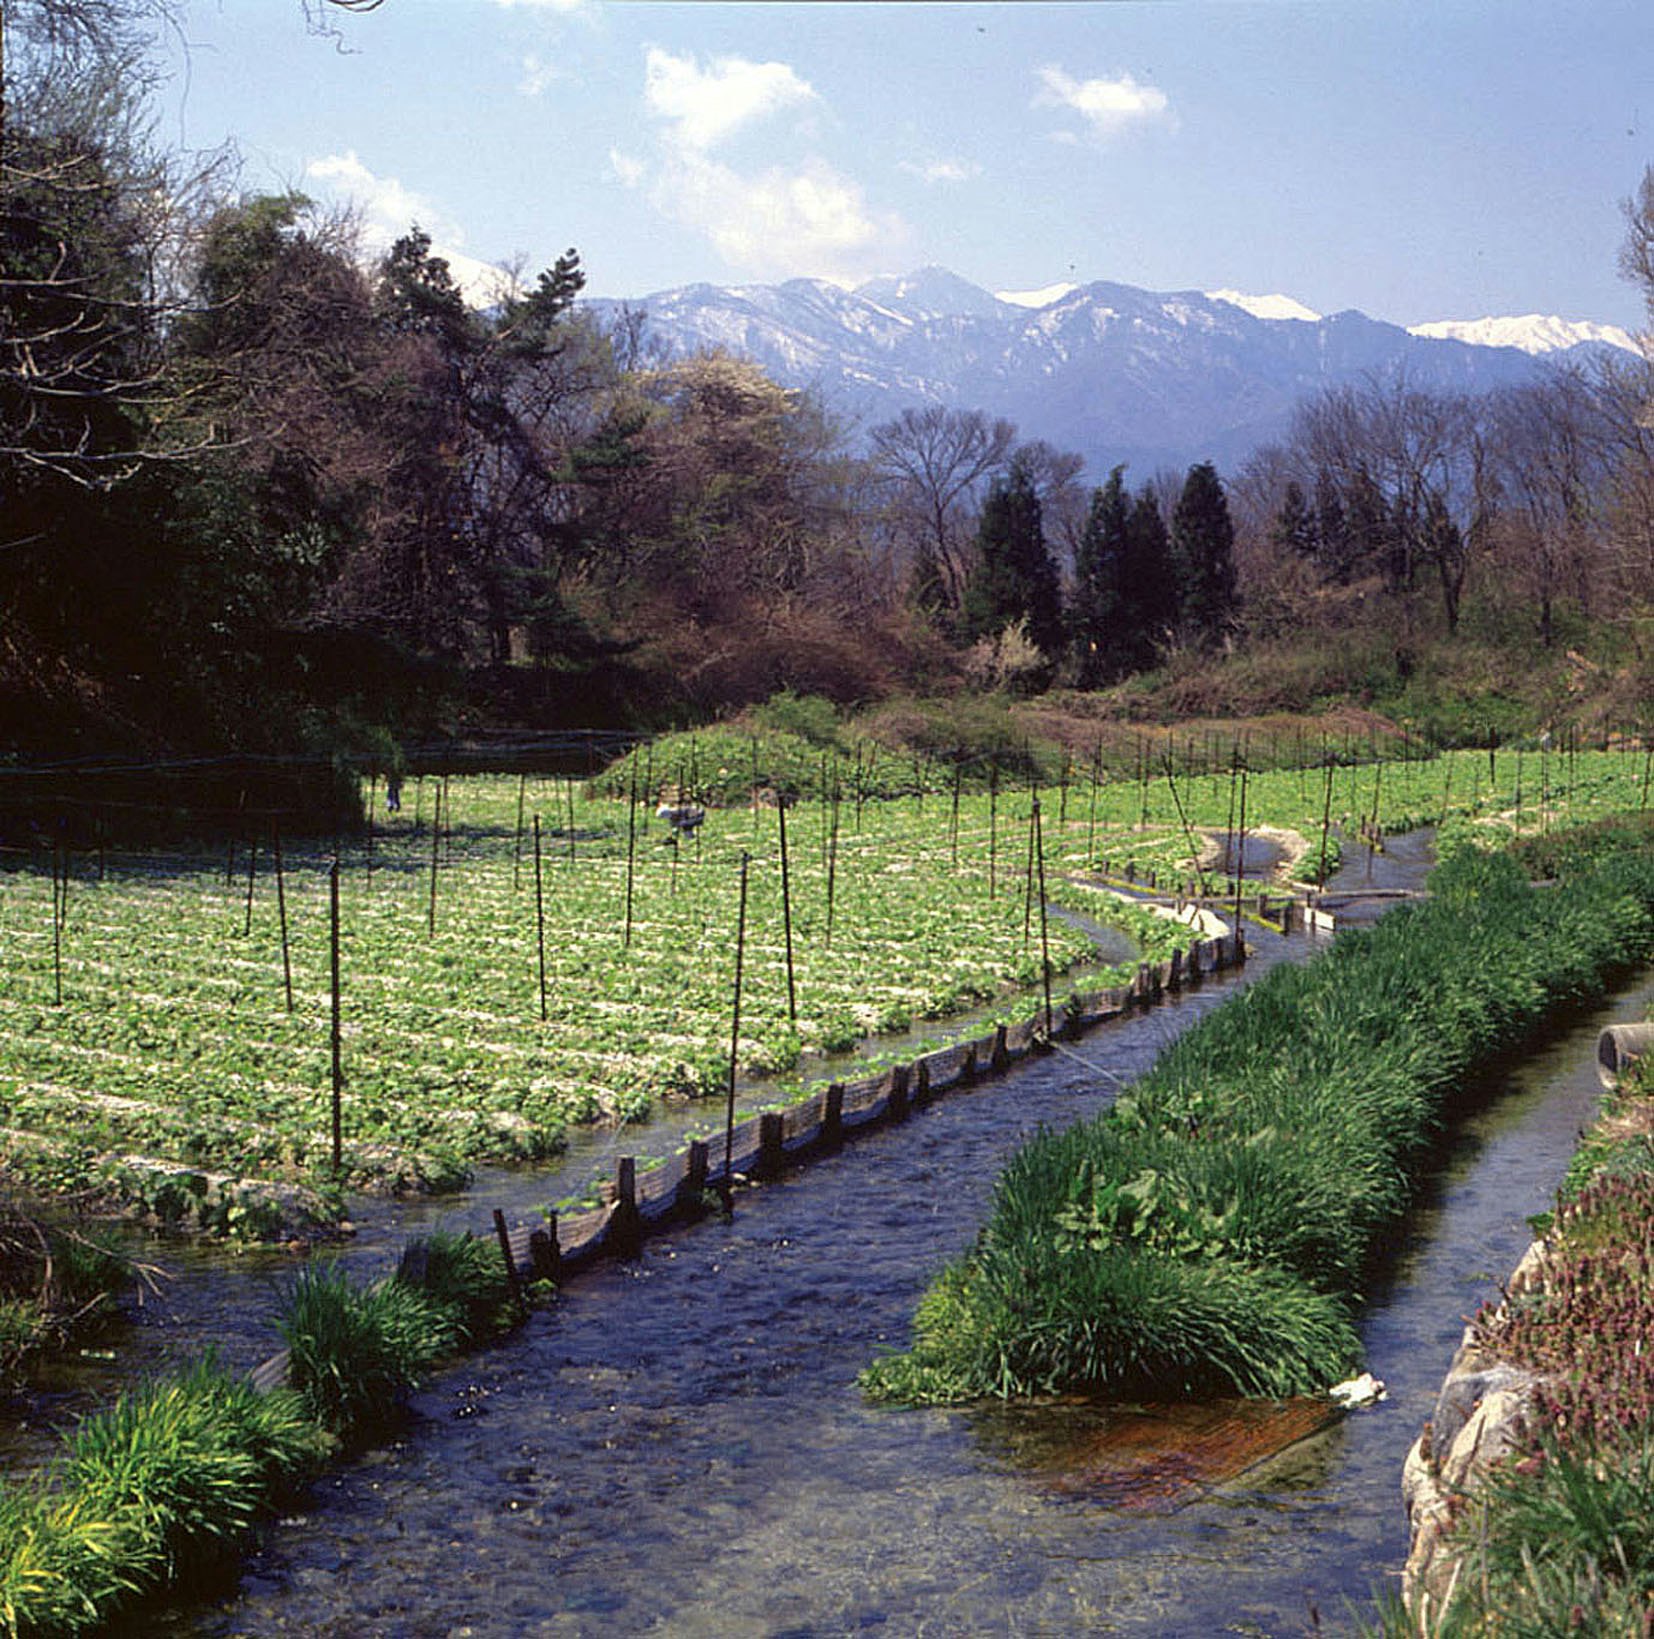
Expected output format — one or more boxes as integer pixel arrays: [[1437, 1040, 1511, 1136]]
[[0, 1229, 523, 1634], [0, 1360, 327, 1636], [865, 841, 1654, 1404], [283, 1232, 520, 1434]]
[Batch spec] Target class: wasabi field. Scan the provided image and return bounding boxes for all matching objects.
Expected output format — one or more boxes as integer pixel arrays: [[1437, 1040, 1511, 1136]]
[[1, 735, 1648, 1238]]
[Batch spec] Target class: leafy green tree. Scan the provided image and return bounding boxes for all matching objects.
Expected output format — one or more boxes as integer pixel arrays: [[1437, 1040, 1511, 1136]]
[[961, 453, 1063, 661], [1171, 460, 1239, 645], [1069, 466, 1129, 685]]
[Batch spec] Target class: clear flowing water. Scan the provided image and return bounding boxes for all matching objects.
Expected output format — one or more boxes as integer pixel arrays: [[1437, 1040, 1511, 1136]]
[[46, 832, 1654, 1635]]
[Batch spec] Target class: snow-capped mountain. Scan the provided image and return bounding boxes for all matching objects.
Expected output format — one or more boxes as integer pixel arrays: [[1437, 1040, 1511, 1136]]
[[1205, 289, 1324, 324], [1407, 314, 1640, 356], [586, 268, 1629, 476]]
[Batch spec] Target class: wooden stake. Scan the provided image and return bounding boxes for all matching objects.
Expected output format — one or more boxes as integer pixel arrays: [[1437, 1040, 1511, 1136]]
[[1318, 760, 1334, 886], [777, 797, 797, 1025], [1021, 798, 1038, 954], [721, 853, 751, 1211], [51, 842, 63, 1007], [623, 759, 639, 949], [330, 860, 344, 1175], [1034, 797, 1053, 1038], [274, 828, 294, 1014], [493, 1208, 527, 1319], [825, 781, 840, 950], [427, 779, 442, 937], [243, 834, 259, 937], [534, 814, 548, 1023]]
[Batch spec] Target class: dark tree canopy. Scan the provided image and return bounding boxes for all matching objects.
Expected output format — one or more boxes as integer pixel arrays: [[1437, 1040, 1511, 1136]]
[[1069, 465, 1129, 686], [961, 453, 1063, 658], [1171, 460, 1239, 645]]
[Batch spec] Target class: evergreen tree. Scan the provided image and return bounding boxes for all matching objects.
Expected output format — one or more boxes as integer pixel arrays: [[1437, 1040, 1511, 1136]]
[[1271, 479, 1319, 558], [961, 453, 1063, 659], [1115, 485, 1179, 672], [1171, 460, 1238, 645], [1313, 471, 1350, 580], [1069, 465, 1129, 686]]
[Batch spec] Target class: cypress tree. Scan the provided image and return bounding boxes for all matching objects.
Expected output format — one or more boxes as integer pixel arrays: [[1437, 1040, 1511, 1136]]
[[1171, 460, 1239, 646], [961, 455, 1064, 658], [1271, 479, 1319, 559], [1069, 465, 1129, 686], [1116, 486, 1179, 673]]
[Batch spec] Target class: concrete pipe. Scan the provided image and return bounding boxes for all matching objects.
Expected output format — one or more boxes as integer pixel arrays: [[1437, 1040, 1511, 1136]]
[[1597, 1022, 1654, 1089]]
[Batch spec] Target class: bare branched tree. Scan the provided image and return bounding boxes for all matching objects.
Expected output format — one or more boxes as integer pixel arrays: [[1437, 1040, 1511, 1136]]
[[868, 404, 1015, 609]]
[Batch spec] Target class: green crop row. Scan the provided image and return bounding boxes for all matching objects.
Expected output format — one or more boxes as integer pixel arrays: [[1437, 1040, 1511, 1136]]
[[0, 775, 1173, 1232]]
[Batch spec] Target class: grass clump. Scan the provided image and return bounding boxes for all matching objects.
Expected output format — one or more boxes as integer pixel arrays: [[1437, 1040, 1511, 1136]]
[[866, 840, 1654, 1406], [0, 1359, 327, 1636], [0, 1209, 132, 1385], [279, 1265, 454, 1437], [0, 1229, 525, 1633], [395, 1229, 519, 1346]]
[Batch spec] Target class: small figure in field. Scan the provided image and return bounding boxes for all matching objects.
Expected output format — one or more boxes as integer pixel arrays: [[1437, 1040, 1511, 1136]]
[[386, 775, 402, 813], [655, 799, 705, 838]]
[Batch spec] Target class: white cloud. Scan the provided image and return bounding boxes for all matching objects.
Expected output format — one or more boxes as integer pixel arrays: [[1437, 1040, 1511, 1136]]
[[304, 151, 513, 307], [653, 150, 903, 283], [626, 47, 906, 282], [899, 157, 981, 185], [1035, 65, 1172, 137], [518, 54, 561, 97], [643, 46, 816, 152]]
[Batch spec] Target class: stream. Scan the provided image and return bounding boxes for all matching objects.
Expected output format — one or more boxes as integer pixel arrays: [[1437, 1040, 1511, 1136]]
[[33, 830, 1654, 1634]]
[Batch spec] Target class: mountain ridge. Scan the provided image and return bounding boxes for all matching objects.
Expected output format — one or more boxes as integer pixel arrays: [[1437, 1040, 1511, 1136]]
[[586, 267, 1634, 477]]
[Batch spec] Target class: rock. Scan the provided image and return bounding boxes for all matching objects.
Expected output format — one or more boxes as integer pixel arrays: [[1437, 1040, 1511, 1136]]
[[1439, 1382, 1533, 1491], [1430, 1363, 1536, 1457]]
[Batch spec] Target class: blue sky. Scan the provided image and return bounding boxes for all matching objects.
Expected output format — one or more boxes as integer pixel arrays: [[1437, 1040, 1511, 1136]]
[[155, 1, 1652, 328]]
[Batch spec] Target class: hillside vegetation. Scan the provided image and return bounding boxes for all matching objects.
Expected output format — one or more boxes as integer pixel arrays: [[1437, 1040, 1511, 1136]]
[[5, 6, 1653, 782]]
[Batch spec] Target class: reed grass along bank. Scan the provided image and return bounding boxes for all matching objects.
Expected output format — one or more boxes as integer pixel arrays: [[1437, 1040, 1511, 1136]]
[[863, 836, 1654, 1405]]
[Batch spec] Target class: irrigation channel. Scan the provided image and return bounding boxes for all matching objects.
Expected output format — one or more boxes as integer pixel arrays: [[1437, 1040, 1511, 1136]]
[[36, 829, 1654, 1634]]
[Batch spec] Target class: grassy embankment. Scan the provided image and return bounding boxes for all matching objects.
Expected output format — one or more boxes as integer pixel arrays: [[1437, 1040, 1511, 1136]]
[[862, 826, 1654, 1405], [1371, 815, 1654, 1637]]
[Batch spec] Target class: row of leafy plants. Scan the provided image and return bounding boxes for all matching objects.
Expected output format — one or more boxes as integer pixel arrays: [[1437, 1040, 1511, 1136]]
[[0, 1230, 522, 1637], [2, 741, 1647, 1237], [861, 826, 1654, 1406], [1, 770, 1203, 1235]]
